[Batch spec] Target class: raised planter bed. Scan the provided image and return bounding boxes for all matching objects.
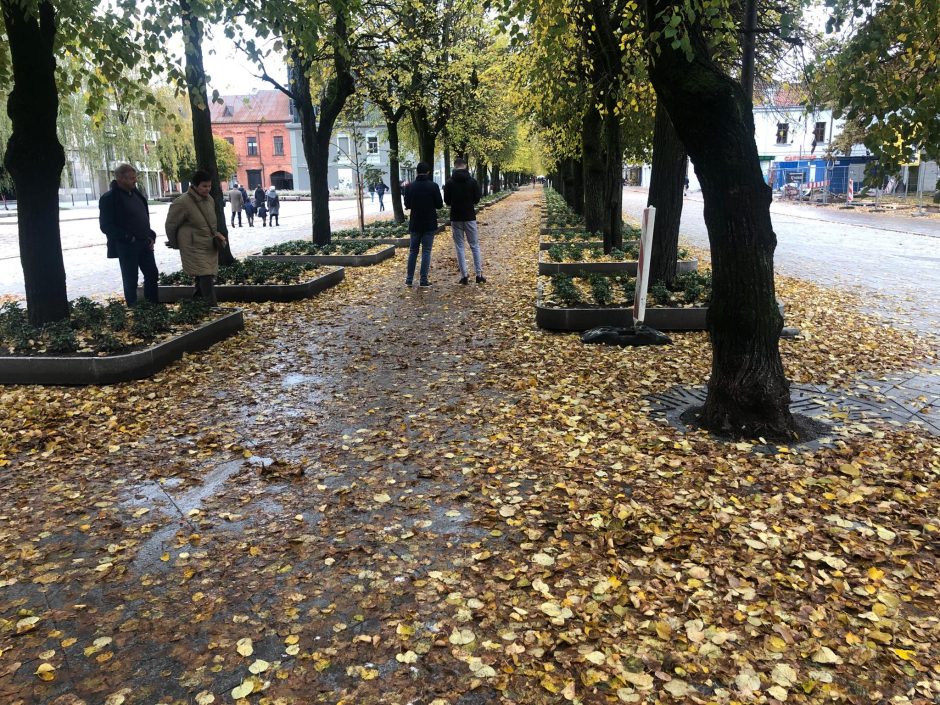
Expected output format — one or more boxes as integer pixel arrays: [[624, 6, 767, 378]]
[[539, 240, 606, 250], [538, 258, 699, 276], [332, 237, 411, 248], [535, 296, 785, 332], [0, 310, 244, 386], [249, 244, 395, 266], [144, 267, 345, 303]]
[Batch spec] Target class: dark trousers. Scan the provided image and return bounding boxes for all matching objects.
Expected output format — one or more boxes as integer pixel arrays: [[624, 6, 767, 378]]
[[269, 212, 279, 226], [193, 275, 217, 307], [406, 230, 435, 284], [378, 193, 385, 211], [231, 209, 242, 227], [116, 239, 158, 306]]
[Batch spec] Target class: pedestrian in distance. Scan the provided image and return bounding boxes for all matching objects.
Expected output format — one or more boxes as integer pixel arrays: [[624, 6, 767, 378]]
[[254, 185, 267, 226], [375, 180, 388, 212], [683, 176, 690, 196], [368, 182, 376, 202], [228, 183, 244, 227], [165, 169, 228, 307], [254, 185, 265, 209], [239, 184, 249, 206], [98, 163, 159, 306], [266, 186, 280, 226], [443, 158, 485, 285], [403, 161, 443, 288], [243, 198, 255, 227]]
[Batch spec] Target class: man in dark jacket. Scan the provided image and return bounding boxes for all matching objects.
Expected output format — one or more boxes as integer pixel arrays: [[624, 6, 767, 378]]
[[403, 162, 443, 287], [98, 164, 159, 305], [443, 158, 485, 284]]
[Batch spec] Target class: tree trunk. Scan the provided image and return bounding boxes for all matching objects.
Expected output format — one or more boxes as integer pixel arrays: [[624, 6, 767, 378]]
[[386, 119, 405, 223], [647, 103, 687, 286], [411, 107, 436, 166], [476, 161, 487, 196], [582, 104, 606, 239], [645, 0, 795, 439], [289, 58, 320, 241], [570, 158, 584, 215], [443, 142, 451, 180], [180, 0, 233, 264], [602, 107, 623, 250], [491, 164, 501, 192], [2, 0, 68, 325]]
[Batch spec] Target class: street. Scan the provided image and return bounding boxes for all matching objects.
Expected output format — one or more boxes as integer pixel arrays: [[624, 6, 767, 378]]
[[622, 188, 940, 333], [0, 196, 392, 300]]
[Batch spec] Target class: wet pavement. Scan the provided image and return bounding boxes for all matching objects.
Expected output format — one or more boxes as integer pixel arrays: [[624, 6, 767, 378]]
[[623, 188, 940, 333], [2, 189, 938, 704]]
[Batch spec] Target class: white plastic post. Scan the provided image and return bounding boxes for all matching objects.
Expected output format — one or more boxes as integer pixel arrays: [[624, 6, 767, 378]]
[[847, 178, 854, 203], [633, 206, 656, 325]]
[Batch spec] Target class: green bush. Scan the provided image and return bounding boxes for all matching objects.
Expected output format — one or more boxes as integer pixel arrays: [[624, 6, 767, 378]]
[[0, 302, 36, 352], [91, 330, 124, 354], [550, 273, 581, 306], [106, 301, 128, 331], [547, 245, 565, 262], [131, 302, 171, 340], [588, 273, 613, 306], [70, 297, 106, 330], [160, 260, 320, 286], [44, 319, 79, 353], [171, 298, 210, 325]]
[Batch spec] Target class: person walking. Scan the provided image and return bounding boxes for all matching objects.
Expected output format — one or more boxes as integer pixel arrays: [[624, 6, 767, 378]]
[[443, 158, 485, 284], [243, 198, 255, 227], [403, 162, 443, 288], [98, 163, 159, 305], [375, 180, 388, 212], [228, 183, 244, 227], [254, 185, 267, 226], [165, 170, 227, 307], [266, 186, 280, 226], [368, 182, 376, 203]]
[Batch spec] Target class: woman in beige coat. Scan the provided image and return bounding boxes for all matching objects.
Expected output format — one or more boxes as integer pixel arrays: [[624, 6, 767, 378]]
[[165, 170, 227, 306]]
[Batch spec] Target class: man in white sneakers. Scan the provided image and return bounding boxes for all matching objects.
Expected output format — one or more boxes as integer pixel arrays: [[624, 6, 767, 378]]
[[443, 158, 485, 284]]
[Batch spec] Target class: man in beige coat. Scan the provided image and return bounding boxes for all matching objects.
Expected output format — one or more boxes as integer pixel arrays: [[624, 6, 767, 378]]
[[166, 170, 227, 306], [228, 183, 244, 227]]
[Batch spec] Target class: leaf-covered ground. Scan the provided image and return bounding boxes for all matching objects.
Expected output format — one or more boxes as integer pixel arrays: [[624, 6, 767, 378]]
[[1, 188, 938, 705]]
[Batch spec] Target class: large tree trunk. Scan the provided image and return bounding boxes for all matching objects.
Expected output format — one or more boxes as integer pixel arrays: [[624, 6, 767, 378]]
[[411, 107, 436, 167], [289, 58, 320, 240], [645, 0, 795, 439], [582, 103, 606, 239], [443, 141, 451, 181], [386, 119, 405, 223], [181, 0, 233, 264], [602, 107, 623, 250], [2, 0, 68, 325], [476, 160, 488, 196], [491, 164, 501, 192], [647, 103, 687, 285], [570, 157, 584, 215]]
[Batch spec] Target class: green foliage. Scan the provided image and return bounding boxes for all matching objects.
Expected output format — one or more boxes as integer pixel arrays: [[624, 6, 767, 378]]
[[0, 302, 36, 352], [106, 301, 128, 332], [588, 273, 613, 306], [261, 241, 375, 256], [69, 297, 106, 330], [170, 298, 211, 325], [159, 260, 322, 286], [130, 302, 171, 340], [43, 320, 79, 354], [549, 273, 580, 306]]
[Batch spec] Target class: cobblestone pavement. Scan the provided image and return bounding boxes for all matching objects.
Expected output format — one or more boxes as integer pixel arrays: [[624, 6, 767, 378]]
[[622, 188, 940, 334]]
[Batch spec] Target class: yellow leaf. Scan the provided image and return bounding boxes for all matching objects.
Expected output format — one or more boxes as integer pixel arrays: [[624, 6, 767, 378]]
[[396, 650, 418, 664], [248, 659, 270, 674], [35, 663, 55, 681], [231, 681, 254, 699], [532, 553, 555, 567], [236, 637, 253, 657], [891, 648, 916, 661], [195, 692, 215, 705], [655, 621, 672, 639]]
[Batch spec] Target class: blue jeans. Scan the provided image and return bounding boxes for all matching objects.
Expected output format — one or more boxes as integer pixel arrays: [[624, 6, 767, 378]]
[[116, 239, 158, 305], [450, 221, 482, 277], [406, 230, 435, 284]]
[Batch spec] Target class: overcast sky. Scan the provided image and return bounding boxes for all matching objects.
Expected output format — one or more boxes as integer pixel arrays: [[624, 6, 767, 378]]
[[200, 24, 283, 96]]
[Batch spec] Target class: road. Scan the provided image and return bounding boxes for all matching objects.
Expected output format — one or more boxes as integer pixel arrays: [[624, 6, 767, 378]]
[[0, 197, 391, 300], [622, 188, 940, 333]]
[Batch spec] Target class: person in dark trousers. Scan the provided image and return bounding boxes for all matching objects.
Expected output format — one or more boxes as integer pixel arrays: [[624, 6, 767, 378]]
[[99, 163, 159, 305], [403, 162, 443, 288], [443, 158, 485, 284], [375, 181, 388, 212], [228, 184, 244, 227], [243, 198, 255, 226], [266, 186, 280, 226], [254, 185, 267, 226]]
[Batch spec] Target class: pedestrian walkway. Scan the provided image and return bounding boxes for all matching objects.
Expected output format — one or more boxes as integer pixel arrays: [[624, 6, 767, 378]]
[[1, 188, 938, 704]]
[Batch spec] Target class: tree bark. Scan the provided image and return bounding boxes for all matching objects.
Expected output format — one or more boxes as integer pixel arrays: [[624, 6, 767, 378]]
[[491, 164, 501, 192], [180, 0, 233, 264], [443, 141, 451, 180], [411, 107, 436, 167], [570, 157, 584, 215], [476, 160, 488, 196], [582, 103, 606, 239], [645, 0, 795, 439], [2, 0, 69, 325], [647, 102, 687, 285], [386, 119, 406, 223], [601, 107, 623, 250]]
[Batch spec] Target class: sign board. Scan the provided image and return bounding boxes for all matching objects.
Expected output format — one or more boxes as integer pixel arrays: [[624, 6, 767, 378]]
[[786, 171, 804, 184], [633, 206, 656, 325]]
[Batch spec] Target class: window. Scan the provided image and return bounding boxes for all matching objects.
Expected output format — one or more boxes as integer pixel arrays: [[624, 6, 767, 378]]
[[225, 137, 234, 145], [273, 135, 284, 156], [337, 135, 350, 157], [775, 123, 789, 145], [247, 137, 258, 156], [813, 121, 827, 143], [367, 135, 378, 154]]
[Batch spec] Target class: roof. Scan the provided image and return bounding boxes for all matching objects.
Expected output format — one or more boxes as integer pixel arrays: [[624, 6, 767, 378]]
[[754, 82, 809, 109], [210, 90, 291, 124]]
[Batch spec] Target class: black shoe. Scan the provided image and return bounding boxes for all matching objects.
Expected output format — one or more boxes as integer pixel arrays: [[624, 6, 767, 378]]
[[405, 280, 413, 287], [419, 281, 432, 288], [459, 276, 469, 285], [476, 275, 486, 284]]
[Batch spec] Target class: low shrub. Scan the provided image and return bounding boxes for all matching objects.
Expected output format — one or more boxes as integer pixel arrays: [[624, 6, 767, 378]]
[[159, 260, 321, 286]]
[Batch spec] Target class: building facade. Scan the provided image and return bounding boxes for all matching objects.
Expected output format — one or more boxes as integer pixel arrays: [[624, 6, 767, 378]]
[[210, 90, 294, 191]]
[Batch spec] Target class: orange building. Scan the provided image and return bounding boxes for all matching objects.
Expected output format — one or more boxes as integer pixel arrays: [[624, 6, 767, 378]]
[[210, 90, 294, 191]]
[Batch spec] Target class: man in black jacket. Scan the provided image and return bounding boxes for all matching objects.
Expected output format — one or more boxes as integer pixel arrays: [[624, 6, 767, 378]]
[[403, 162, 443, 288], [443, 158, 485, 284], [98, 164, 159, 305]]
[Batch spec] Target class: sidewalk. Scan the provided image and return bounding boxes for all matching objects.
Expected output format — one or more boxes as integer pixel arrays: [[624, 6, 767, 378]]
[[1, 189, 938, 704]]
